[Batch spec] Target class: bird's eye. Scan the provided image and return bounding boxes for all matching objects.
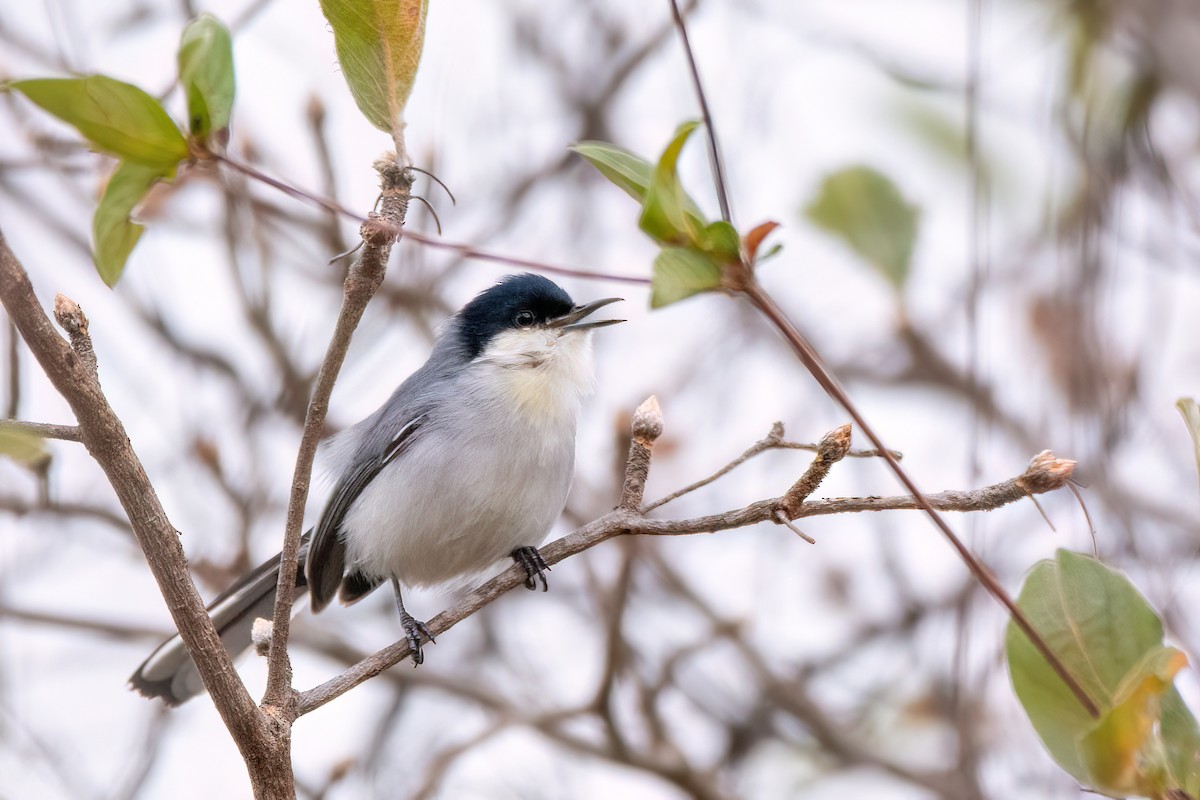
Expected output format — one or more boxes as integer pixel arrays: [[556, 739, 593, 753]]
[[514, 310, 536, 328]]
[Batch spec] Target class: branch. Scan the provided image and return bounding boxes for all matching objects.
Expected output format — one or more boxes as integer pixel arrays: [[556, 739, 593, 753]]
[[296, 406, 1075, 715], [262, 156, 413, 710], [212, 152, 650, 286], [0, 419, 81, 441], [740, 282, 1099, 719], [643, 421, 896, 513], [0, 231, 274, 757]]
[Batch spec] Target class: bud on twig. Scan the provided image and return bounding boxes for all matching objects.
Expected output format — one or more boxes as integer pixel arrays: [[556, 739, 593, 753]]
[[620, 396, 662, 511]]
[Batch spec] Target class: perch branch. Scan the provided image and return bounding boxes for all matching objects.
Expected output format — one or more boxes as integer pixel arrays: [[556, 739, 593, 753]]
[[296, 405, 1075, 715]]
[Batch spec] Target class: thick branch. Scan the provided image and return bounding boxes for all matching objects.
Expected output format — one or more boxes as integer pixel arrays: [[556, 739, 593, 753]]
[[0, 231, 272, 754]]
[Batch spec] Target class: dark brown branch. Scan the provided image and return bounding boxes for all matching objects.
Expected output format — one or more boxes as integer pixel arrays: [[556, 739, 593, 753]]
[[667, 0, 732, 224]]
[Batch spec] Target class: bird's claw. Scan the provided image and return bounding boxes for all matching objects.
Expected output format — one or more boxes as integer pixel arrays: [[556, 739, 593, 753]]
[[399, 612, 435, 666], [511, 546, 550, 592]]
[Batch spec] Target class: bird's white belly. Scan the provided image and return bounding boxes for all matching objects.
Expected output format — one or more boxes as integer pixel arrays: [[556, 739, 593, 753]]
[[339, 420, 574, 587]]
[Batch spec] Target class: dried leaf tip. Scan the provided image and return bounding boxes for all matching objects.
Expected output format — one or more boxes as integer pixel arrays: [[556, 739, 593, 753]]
[[632, 395, 664, 442], [1017, 450, 1077, 494]]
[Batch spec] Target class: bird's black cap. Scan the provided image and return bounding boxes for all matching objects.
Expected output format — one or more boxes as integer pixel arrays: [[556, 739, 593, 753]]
[[457, 274, 575, 360]]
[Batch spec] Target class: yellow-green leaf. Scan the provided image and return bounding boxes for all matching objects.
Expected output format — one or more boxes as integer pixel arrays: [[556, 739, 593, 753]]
[[805, 165, 919, 289], [1079, 646, 1186, 796], [1006, 550, 1199, 795], [318, 0, 428, 138], [178, 14, 235, 143], [651, 247, 721, 308], [93, 161, 168, 286], [7, 76, 187, 168], [0, 426, 49, 466]]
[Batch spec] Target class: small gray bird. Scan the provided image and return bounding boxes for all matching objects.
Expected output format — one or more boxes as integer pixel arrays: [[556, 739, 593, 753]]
[[130, 274, 623, 704]]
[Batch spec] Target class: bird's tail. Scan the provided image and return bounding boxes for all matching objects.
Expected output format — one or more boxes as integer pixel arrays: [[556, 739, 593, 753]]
[[129, 537, 309, 706]]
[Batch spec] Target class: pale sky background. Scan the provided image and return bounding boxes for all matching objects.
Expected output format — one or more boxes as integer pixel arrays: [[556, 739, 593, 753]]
[[2, 0, 1200, 798]]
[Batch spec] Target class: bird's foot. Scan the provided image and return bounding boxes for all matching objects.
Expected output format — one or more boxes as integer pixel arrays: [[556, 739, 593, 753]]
[[398, 611, 435, 666], [511, 546, 550, 592]]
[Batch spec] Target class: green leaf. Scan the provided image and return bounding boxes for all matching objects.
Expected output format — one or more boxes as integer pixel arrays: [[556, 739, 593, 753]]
[[640, 120, 707, 246], [571, 141, 654, 203], [651, 246, 722, 308], [318, 0, 428, 137], [7, 76, 187, 168], [696, 220, 741, 263], [0, 426, 49, 466], [572, 140, 707, 218], [804, 165, 919, 288], [93, 161, 167, 286], [178, 14, 235, 142], [1006, 550, 1195, 794]]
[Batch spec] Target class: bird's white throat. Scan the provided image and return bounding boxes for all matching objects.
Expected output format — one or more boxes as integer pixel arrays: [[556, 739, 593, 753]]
[[475, 328, 596, 416]]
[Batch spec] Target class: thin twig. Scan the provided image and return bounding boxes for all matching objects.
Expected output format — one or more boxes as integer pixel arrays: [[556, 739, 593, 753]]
[[619, 396, 663, 510], [775, 424, 852, 517], [399, 229, 650, 285], [0, 419, 81, 441], [643, 422, 894, 513], [212, 152, 649, 286], [667, 0, 732, 224]]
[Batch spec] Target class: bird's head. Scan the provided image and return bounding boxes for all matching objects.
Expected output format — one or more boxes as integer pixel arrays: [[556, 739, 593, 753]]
[[455, 273, 623, 369]]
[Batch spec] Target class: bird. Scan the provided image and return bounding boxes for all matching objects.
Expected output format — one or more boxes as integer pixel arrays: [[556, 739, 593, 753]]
[[130, 273, 624, 705]]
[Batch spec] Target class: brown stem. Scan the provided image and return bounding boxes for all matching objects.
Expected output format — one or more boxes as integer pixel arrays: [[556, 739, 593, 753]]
[[740, 279, 1099, 719], [261, 157, 413, 712]]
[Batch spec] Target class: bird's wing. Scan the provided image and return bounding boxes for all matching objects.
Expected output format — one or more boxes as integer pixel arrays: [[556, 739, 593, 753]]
[[306, 413, 425, 611]]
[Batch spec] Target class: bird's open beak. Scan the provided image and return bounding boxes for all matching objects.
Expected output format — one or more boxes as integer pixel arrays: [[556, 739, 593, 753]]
[[549, 297, 625, 331]]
